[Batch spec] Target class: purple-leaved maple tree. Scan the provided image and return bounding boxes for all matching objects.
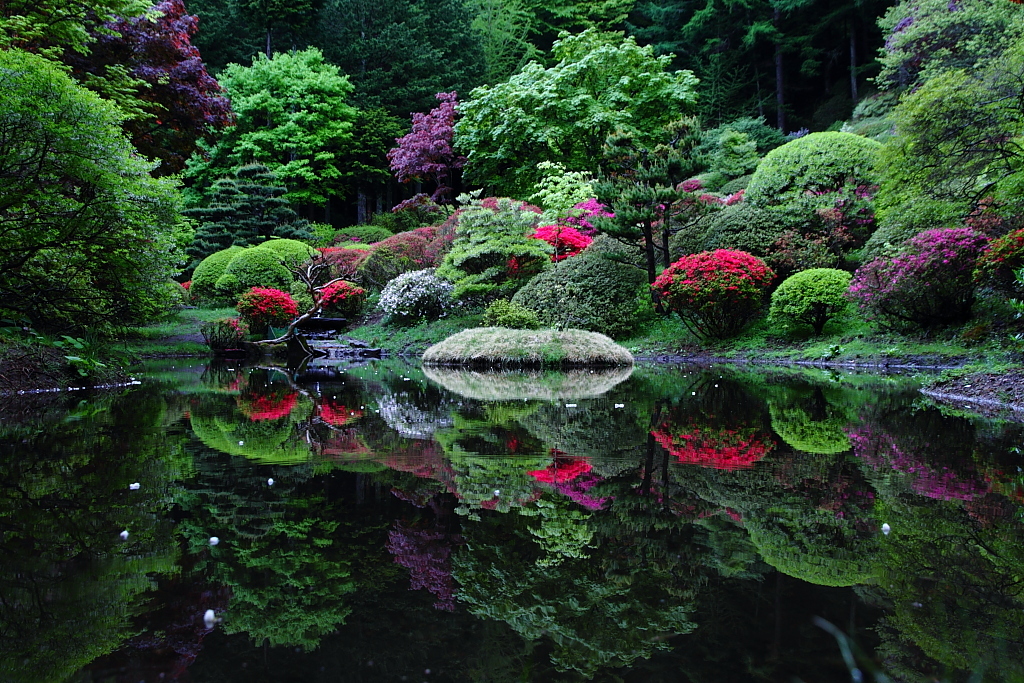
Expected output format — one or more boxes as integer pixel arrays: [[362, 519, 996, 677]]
[[70, 0, 233, 175], [387, 91, 465, 202]]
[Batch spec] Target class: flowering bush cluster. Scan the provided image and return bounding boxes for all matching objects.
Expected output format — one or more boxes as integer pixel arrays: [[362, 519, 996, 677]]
[[378, 268, 455, 325], [652, 423, 775, 470], [318, 280, 366, 317], [236, 287, 299, 333], [563, 198, 614, 235], [653, 249, 775, 339], [974, 227, 1024, 291], [199, 317, 249, 351], [531, 224, 593, 261], [357, 226, 449, 288], [317, 247, 371, 281], [848, 227, 989, 329]]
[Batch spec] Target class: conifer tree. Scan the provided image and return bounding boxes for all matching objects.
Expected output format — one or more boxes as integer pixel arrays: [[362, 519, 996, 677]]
[[185, 164, 312, 266]]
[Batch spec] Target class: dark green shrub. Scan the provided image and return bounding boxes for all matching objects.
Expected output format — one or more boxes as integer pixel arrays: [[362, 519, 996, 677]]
[[334, 225, 393, 245], [718, 174, 751, 195], [746, 132, 882, 208], [482, 299, 540, 329], [356, 227, 442, 289], [769, 268, 852, 335], [191, 246, 245, 303], [699, 203, 790, 258], [510, 236, 649, 338], [216, 248, 292, 299]]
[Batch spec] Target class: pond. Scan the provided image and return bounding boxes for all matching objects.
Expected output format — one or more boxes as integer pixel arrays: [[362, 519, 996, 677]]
[[2, 358, 1023, 682]]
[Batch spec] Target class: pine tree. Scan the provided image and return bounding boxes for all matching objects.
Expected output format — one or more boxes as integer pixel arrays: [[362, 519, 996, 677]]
[[185, 164, 312, 266]]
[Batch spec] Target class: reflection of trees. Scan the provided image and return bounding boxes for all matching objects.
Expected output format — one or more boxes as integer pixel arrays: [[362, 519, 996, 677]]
[[454, 510, 697, 678], [767, 385, 853, 455], [0, 387, 185, 682]]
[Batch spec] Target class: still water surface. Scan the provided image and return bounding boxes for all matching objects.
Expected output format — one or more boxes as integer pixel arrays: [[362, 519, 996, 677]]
[[1, 359, 1023, 682]]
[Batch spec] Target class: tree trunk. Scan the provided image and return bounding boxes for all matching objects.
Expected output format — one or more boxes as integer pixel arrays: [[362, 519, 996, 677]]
[[774, 8, 785, 132], [849, 26, 858, 103], [266, 29, 272, 58], [356, 188, 367, 225]]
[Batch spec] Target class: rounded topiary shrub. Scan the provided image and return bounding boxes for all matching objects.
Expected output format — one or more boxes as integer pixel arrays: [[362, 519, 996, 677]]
[[769, 268, 852, 335], [849, 227, 989, 329], [510, 235, 650, 339], [974, 228, 1024, 291], [216, 247, 292, 300], [378, 268, 455, 325], [745, 132, 882, 207], [191, 245, 246, 303], [653, 249, 775, 339], [236, 287, 299, 335], [698, 203, 791, 258], [254, 238, 317, 267], [356, 226, 442, 289], [482, 299, 540, 329]]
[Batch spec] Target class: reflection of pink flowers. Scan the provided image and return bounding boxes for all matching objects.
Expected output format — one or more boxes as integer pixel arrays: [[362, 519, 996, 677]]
[[237, 392, 297, 421], [386, 521, 462, 611], [528, 456, 593, 483], [553, 472, 608, 510], [653, 424, 774, 470], [848, 427, 989, 501], [319, 401, 363, 427]]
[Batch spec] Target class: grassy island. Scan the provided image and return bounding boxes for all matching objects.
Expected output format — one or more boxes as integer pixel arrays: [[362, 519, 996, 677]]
[[421, 328, 634, 368]]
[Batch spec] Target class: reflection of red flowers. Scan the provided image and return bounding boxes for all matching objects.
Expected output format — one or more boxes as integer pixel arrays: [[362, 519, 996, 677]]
[[237, 392, 297, 421], [653, 424, 774, 470], [319, 401, 363, 427], [528, 456, 593, 483]]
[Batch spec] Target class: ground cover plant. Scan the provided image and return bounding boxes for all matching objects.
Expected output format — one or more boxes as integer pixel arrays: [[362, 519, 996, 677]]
[[421, 328, 634, 367]]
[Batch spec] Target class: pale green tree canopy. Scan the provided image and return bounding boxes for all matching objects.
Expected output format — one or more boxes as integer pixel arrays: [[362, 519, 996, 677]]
[[186, 48, 357, 207], [454, 29, 699, 197]]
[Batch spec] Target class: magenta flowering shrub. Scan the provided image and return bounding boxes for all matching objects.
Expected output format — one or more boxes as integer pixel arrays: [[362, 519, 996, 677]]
[[564, 198, 614, 236], [387, 92, 465, 202], [848, 227, 988, 328]]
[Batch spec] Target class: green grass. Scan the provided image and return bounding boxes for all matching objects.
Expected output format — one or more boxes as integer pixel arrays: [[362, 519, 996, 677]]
[[345, 313, 485, 355], [118, 306, 235, 357]]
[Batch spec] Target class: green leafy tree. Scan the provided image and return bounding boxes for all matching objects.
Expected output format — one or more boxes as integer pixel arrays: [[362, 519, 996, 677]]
[[186, 48, 357, 210], [466, 0, 541, 82], [768, 267, 852, 335], [185, 164, 312, 267], [0, 0, 147, 56], [0, 49, 184, 333], [455, 29, 699, 197]]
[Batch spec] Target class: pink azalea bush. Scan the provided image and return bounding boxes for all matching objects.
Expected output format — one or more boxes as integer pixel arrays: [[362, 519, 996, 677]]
[[653, 249, 775, 339], [848, 227, 989, 329]]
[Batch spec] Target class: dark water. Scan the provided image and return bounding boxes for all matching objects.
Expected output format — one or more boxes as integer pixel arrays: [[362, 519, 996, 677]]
[[1, 358, 1023, 683]]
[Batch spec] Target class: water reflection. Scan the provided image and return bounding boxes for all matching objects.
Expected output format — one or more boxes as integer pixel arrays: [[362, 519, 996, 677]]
[[0, 360, 1023, 681]]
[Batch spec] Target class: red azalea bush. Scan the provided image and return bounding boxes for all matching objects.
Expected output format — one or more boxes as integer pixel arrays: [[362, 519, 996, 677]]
[[236, 287, 299, 333], [318, 280, 366, 317], [531, 224, 593, 261], [527, 455, 593, 483], [849, 227, 989, 329], [974, 227, 1024, 291], [653, 249, 775, 339], [653, 423, 774, 470]]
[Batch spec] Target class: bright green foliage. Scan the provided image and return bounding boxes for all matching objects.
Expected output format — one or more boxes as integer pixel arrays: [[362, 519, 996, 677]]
[[466, 0, 541, 83], [769, 404, 851, 455], [216, 248, 292, 300], [436, 196, 551, 302], [482, 299, 541, 329], [454, 29, 699, 196], [746, 132, 882, 208], [769, 268, 852, 335], [528, 161, 596, 225], [871, 48, 1024, 257], [511, 236, 650, 338], [0, 49, 184, 332], [0, 0, 148, 57], [185, 164, 312, 267], [706, 130, 759, 184], [877, 0, 1024, 90], [187, 49, 356, 207], [255, 238, 317, 267], [191, 246, 246, 303], [334, 226, 393, 245]]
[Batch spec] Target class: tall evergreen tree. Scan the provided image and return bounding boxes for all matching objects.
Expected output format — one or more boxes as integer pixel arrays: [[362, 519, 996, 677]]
[[185, 164, 311, 266]]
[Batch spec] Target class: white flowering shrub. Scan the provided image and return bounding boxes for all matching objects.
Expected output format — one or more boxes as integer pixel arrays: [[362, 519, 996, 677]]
[[378, 268, 455, 325]]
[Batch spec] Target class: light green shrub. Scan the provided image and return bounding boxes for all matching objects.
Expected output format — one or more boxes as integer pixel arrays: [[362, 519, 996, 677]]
[[191, 245, 246, 303], [745, 132, 882, 207], [482, 299, 540, 329], [254, 238, 316, 267], [216, 248, 291, 300], [769, 268, 852, 335], [510, 236, 649, 338]]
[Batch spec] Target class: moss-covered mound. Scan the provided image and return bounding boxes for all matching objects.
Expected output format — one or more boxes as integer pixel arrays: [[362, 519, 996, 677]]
[[422, 327, 634, 368]]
